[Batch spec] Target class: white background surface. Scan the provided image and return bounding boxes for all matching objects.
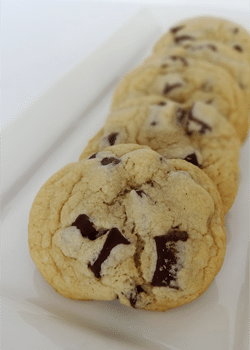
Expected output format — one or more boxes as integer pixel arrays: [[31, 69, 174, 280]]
[[1, 0, 250, 129], [1, 2, 250, 350]]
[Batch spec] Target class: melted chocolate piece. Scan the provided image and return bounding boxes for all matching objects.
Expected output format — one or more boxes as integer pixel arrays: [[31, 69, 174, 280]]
[[151, 229, 188, 287], [170, 25, 185, 34], [163, 82, 183, 95], [108, 132, 119, 146], [170, 55, 188, 66], [184, 153, 200, 167], [165, 228, 188, 242], [89, 153, 97, 159], [176, 107, 212, 135], [129, 285, 144, 308], [207, 44, 217, 51], [135, 190, 145, 197], [174, 35, 195, 44], [186, 109, 212, 135], [150, 121, 158, 126], [72, 214, 107, 241], [136, 285, 144, 293], [233, 27, 239, 34], [205, 99, 213, 104], [233, 44, 243, 52], [201, 81, 213, 92], [101, 157, 121, 166], [158, 101, 167, 106], [88, 228, 130, 278], [176, 108, 187, 123], [161, 63, 168, 69]]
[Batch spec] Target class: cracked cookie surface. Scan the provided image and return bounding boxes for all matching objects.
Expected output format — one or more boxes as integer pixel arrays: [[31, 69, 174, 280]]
[[29, 144, 226, 311], [79, 96, 240, 214]]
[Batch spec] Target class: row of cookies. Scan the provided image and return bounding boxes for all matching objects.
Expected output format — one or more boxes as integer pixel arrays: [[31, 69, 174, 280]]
[[28, 16, 249, 311], [111, 15, 250, 142], [79, 16, 250, 215]]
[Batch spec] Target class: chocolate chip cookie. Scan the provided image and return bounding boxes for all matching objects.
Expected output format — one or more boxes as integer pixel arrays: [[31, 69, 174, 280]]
[[28, 144, 226, 311], [79, 96, 240, 213], [153, 16, 250, 64]]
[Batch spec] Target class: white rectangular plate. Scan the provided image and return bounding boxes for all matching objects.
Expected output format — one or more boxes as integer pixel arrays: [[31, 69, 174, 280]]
[[1, 7, 249, 350]]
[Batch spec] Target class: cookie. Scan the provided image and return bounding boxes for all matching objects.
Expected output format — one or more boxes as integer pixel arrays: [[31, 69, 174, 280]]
[[110, 54, 249, 142], [28, 144, 226, 311], [148, 41, 250, 97], [153, 15, 250, 64], [79, 97, 240, 213]]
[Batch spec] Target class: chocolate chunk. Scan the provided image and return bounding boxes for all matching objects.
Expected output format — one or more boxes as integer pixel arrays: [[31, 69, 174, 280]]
[[186, 109, 212, 135], [101, 157, 121, 166], [170, 25, 185, 34], [161, 63, 168, 69], [201, 81, 213, 92], [165, 228, 188, 242], [88, 228, 130, 278], [233, 44, 243, 52], [163, 82, 183, 95], [72, 214, 107, 241], [150, 121, 158, 126], [108, 132, 119, 146], [207, 44, 217, 51], [176, 107, 212, 135], [205, 99, 213, 104], [158, 101, 167, 106], [152, 240, 178, 287], [176, 108, 187, 123], [135, 190, 145, 197], [151, 229, 188, 287], [174, 35, 195, 44], [136, 285, 144, 293], [233, 27, 239, 34], [170, 55, 188, 66], [129, 285, 144, 308], [89, 153, 97, 159], [184, 153, 200, 167]]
